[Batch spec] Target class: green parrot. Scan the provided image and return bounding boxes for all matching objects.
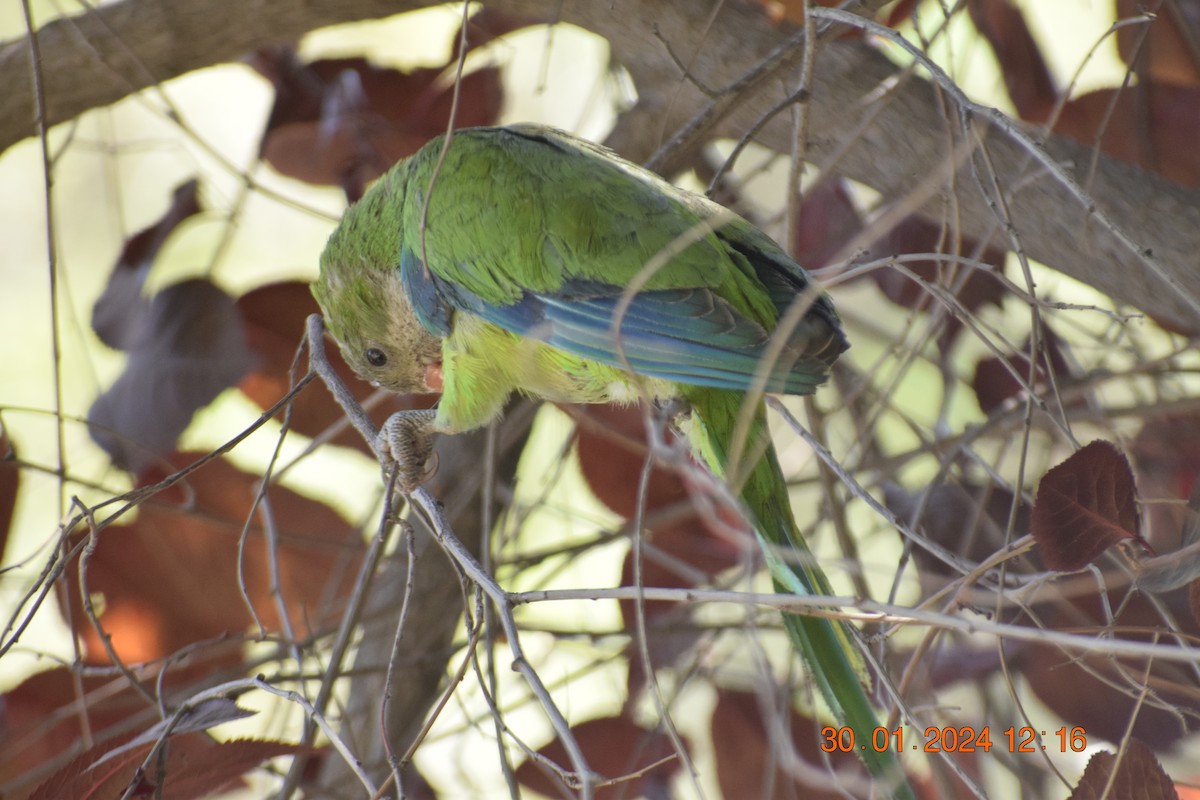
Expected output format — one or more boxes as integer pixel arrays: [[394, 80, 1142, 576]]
[[313, 124, 908, 795]]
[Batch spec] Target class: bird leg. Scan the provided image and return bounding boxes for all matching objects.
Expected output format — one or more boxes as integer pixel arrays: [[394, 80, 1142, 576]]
[[376, 409, 439, 492]]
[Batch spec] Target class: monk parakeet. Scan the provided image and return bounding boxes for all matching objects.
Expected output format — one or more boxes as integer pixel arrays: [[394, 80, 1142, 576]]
[[313, 124, 907, 794]]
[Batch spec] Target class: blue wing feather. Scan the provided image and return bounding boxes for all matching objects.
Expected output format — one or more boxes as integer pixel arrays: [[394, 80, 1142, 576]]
[[400, 247, 454, 336], [537, 294, 821, 393], [401, 250, 824, 393]]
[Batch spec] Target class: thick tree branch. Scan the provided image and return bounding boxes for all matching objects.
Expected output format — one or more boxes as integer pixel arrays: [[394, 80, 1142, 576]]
[[5, 0, 1199, 334], [562, 0, 1200, 335], [0, 0, 413, 148]]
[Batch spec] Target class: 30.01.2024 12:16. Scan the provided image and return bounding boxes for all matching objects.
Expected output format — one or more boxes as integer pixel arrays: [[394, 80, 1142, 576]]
[[819, 725, 1089, 753]]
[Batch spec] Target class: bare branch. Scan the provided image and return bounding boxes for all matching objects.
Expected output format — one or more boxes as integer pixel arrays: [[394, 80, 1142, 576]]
[[5, 0, 1200, 336]]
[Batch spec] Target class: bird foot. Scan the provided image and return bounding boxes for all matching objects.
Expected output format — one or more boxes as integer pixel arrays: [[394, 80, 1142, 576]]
[[375, 409, 439, 493], [646, 398, 693, 466]]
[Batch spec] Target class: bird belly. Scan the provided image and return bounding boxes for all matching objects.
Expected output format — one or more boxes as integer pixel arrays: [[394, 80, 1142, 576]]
[[519, 340, 677, 406], [440, 318, 679, 431]]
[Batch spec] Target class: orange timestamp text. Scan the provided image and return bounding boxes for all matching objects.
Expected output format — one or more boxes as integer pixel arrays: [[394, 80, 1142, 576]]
[[819, 725, 1088, 754]]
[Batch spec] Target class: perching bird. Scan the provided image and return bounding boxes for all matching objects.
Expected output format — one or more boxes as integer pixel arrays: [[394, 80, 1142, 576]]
[[313, 124, 906, 793]]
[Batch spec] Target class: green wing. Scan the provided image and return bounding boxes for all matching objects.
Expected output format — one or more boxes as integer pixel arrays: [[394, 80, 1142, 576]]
[[397, 125, 845, 395]]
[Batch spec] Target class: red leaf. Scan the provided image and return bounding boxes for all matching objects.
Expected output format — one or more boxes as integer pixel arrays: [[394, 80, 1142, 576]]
[[1192, 579, 1200, 629], [1033, 441, 1142, 571], [1067, 740, 1178, 800], [792, 178, 862, 269], [1132, 412, 1200, 547], [569, 404, 743, 696], [1055, 83, 1200, 188], [1017, 528, 1200, 750], [572, 404, 688, 518], [618, 518, 745, 696], [1021, 613, 1199, 749], [869, 215, 1008, 346], [569, 405, 743, 570], [967, 0, 1058, 122], [252, 17, 510, 198], [1116, 0, 1200, 88], [711, 689, 870, 799], [87, 279, 256, 472], [259, 62, 502, 199], [27, 734, 308, 800], [454, 8, 532, 58], [790, 177, 1008, 349], [883, 0, 920, 28], [0, 669, 151, 790], [65, 452, 361, 664], [752, 0, 899, 36], [514, 716, 682, 799], [236, 281, 422, 453], [969, 0, 1200, 192], [91, 180, 202, 351], [884, 481, 1037, 591], [971, 326, 1074, 414], [0, 429, 17, 561], [0, 664, 258, 794]]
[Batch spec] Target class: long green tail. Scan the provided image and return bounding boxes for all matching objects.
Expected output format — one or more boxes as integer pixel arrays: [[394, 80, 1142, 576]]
[[687, 389, 912, 798]]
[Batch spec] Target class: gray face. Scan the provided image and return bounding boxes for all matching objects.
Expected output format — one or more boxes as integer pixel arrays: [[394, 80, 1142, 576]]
[[313, 257, 444, 394]]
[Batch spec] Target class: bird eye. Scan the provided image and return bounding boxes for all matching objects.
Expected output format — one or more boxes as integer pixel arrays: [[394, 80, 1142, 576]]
[[364, 347, 388, 367]]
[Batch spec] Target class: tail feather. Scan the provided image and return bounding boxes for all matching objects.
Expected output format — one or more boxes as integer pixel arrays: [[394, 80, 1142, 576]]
[[686, 388, 912, 798]]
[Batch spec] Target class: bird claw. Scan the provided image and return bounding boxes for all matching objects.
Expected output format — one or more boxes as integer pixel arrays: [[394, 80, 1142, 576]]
[[375, 409, 438, 493], [654, 397, 690, 421]]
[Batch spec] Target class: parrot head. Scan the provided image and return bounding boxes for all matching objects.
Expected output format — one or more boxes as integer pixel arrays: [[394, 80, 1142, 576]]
[[312, 172, 444, 395]]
